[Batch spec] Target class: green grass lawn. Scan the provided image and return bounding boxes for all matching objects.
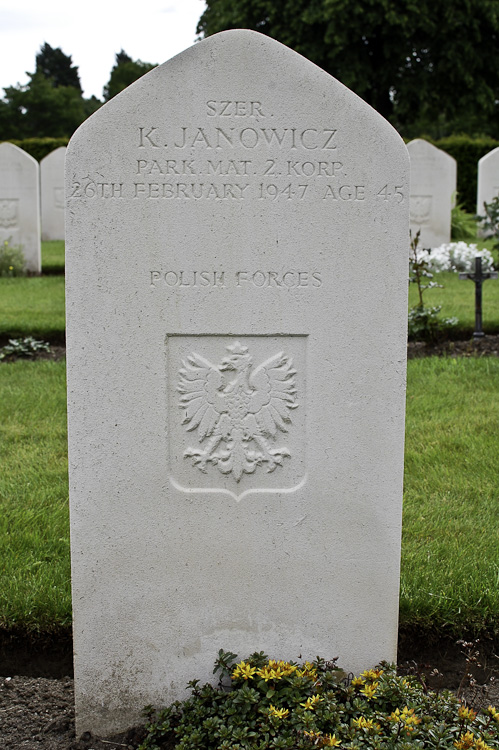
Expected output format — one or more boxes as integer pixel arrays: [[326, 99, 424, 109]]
[[42, 240, 65, 275], [408, 269, 499, 336], [0, 276, 65, 341], [0, 356, 498, 636], [0, 360, 70, 631]]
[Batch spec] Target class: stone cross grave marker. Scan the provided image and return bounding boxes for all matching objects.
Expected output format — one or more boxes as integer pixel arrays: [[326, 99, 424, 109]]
[[0, 142, 41, 273], [41, 146, 66, 241], [407, 138, 456, 249], [66, 30, 409, 737], [459, 256, 498, 338]]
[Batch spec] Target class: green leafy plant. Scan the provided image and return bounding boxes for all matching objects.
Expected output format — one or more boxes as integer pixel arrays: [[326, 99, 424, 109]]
[[408, 231, 458, 342], [0, 336, 50, 361], [0, 239, 26, 277], [139, 652, 499, 750], [452, 200, 477, 241], [477, 196, 499, 253]]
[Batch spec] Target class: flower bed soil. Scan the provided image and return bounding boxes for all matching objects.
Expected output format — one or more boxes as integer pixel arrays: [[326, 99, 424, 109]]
[[1, 632, 498, 750]]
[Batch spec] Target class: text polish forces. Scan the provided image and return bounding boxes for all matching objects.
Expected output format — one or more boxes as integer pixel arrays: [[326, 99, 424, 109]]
[[149, 270, 323, 288]]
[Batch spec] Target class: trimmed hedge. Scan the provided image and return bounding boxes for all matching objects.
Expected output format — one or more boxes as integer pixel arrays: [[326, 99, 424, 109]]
[[434, 135, 499, 214], [6, 137, 69, 162], [407, 135, 499, 215]]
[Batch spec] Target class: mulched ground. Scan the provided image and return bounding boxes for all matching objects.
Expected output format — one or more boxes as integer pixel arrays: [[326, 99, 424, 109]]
[[407, 333, 499, 359], [1, 337, 498, 748], [3, 336, 499, 364]]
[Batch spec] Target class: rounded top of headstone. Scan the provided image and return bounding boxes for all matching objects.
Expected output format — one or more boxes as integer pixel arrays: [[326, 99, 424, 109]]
[[0, 141, 39, 165], [41, 146, 67, 164], [69, 29, 406, 157], [478, 146, 499, 166], [407, 138, 456, 164]]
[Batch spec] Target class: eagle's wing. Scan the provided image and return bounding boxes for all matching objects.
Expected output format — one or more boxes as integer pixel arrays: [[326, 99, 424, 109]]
[[177, 353, 227, 441], [246, 352, 297, 438]]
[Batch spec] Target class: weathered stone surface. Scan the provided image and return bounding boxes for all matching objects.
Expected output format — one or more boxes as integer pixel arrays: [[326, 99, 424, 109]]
[[408, 138, 456, 248], [41, 146, 66, 241], [66, 30, 409, 737], [0, 142, 41, 272]]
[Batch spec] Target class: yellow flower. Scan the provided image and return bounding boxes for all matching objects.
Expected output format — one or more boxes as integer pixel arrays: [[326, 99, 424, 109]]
[[268, 705, 289, 719], [297, 661, 318, 680], [9, 265, 13, 270], [304, 731, 340, 747], [474, 739, 493, 750], [389, 706, 420, 729], [458, 705, 477, 723], [323, 733, 341, 746], [352, 716, 379, 731], [257, 665, 277, 681], [487, 706, 499, 723], [360, 681, 379, 700], [300, 694, 322, 710], [361, 668, 384, 681], [454, 731, 475, 749], [351, 677, 365, 688], [232, 660, 257, 680]]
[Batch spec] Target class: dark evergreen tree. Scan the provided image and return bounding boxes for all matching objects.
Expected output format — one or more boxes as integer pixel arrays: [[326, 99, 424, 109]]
[[103, 50, 156, 101], [35, 42, 82, 93], [196, 0, 499, 137]]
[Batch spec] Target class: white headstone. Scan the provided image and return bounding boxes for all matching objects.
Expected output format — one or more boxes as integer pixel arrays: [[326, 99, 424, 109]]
[[407, 139, 456, 248], [41, 146, 66, 241], [66, 30, 409, 737], [0, 142, 41, 272], [477, 146, 499, 216]]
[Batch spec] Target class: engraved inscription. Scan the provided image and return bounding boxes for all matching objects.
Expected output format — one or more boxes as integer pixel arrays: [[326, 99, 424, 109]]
[[150, 270, 322, 288], [410, 195, 432, 225], [67, 102, 406, 204], [178, 341, 298, 482], [206, 100, 265, 117], [0, 199, 18, 228]]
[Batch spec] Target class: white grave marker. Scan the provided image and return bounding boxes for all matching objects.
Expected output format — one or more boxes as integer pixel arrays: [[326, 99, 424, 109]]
[[477, 146, 499, 218], [66, 30, 409, 737], [408, 138, 456, 248], [0, 142, 41, 272], [41, 146, 66, 241]]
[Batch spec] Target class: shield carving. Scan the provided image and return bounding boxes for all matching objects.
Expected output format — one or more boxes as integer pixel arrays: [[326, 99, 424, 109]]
[[0, 199, 18, 228], [410, 195, 432, 225]]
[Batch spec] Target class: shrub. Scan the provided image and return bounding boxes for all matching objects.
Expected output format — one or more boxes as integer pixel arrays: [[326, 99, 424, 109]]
[[477, 196, 499, 253], [434, 136, 499, 214], [0, 239, 26, 276], [408, 232, 458, 341], [0, 337, 50, 361], [6, 137, 69, 162], [139, 651, 499, 750]]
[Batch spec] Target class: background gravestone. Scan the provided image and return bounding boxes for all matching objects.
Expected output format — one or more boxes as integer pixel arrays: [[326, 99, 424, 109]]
[[41, 146, 66, 241], [66, 30, 409, 736], [408, 138, 456, 248], [477, 146, 499, 225], [0, 142, 41, 273]]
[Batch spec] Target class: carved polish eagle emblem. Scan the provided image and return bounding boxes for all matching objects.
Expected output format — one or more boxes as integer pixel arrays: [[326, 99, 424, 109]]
[[177, 341, 298, 482]]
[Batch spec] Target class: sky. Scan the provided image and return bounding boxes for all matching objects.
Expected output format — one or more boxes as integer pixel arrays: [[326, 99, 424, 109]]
[[0, 0, 207, 100]]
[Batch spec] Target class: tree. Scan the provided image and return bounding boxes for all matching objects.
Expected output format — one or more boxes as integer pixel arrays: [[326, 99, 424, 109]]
[[0, 73, 87, 138], [35, 42, 82, 92], [196, 0, 499, 137], [103, 50, 156, 101], [0, 43, 101, 140]]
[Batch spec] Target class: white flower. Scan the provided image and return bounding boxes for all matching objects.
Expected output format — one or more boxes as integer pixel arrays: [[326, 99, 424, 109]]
[[427, 242, 494, 273]]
